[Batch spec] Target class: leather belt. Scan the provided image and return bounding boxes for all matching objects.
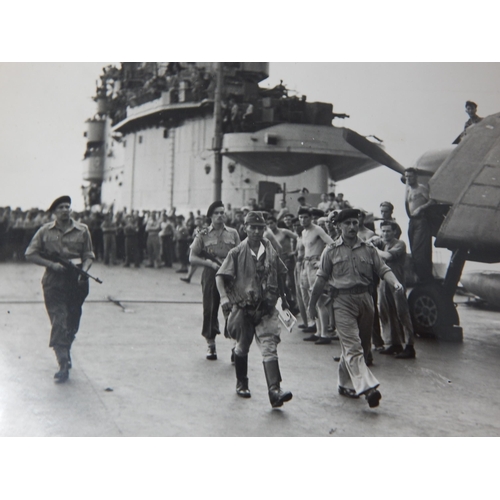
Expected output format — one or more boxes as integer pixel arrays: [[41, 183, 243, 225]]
[[337, 285, 372, 295]]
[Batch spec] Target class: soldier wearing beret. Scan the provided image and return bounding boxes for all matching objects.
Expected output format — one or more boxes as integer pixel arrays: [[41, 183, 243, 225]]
[[25, 196, 95, 383], [216, 211, 293, 408], [189, 201, 240, 360], [308, 208, 404, 408]]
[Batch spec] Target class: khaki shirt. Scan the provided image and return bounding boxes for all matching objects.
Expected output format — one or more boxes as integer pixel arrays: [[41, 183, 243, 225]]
[[316, 236, 390, 289], [25, 219, 95, 261], [191, 224, 240, 261], [217, 238, 286, 308]]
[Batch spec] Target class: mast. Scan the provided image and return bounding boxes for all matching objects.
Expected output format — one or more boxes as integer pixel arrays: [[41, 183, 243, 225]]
[[212, 62, 224, 201]]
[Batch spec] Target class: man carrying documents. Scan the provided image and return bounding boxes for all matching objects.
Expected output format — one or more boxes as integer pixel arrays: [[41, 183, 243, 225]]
[[216, 211, 293, 408]]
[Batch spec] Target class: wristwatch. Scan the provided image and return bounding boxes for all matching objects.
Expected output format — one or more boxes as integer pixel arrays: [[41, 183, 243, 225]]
[[394, 283, 403, 291]]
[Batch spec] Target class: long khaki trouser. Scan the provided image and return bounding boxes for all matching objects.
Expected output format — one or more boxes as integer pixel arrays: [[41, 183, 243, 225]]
[[228, 307, 281, 362], [299, 264, 315, 328], [294, 263, 308, 326], [379, 281, 415, 346], [334, 292, 379, 395], [304, 259, 330, 337]]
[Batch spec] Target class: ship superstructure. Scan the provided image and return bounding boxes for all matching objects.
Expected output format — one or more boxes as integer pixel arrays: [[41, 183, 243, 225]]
[[82, 62, 381, 212]]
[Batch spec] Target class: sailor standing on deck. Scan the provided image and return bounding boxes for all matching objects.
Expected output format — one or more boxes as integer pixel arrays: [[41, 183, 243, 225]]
[[298, 207, 334, 343], [25, 196, 95, 383], [189, 201, 240, 360], [308, 209, 404, 408]]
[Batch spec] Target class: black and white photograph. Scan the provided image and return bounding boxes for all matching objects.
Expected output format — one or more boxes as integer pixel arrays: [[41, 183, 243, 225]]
[[1, 5, 497, 498], [2, 60, 499, 437]]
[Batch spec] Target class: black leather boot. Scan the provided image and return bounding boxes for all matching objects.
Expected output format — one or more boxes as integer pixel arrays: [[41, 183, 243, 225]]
[[364, 387, 382, 408], [395, 344, 416, 359], [54, 346, 69, 383], [234, 354, 251, 398], [263, 360, 292, 408], [379, 344, 403, 355]]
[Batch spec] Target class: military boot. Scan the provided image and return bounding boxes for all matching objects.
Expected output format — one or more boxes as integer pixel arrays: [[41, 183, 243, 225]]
[[234, 354, 251, 398], [53, 346, 69, 383], [263, 360, 292, 408]]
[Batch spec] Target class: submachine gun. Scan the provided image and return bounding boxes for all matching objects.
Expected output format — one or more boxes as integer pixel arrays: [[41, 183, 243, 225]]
[[200, 250, 224, 267], [40, 252, 103, 284]]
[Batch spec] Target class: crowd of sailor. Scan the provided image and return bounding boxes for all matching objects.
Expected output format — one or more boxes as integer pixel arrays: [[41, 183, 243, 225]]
[[0, 192, 379, 272]]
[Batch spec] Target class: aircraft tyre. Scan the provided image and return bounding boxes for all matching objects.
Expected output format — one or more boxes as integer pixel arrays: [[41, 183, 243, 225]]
[[408, 283, 460, 340]]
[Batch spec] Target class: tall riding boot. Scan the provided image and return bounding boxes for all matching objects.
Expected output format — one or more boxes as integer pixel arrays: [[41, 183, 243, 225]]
[[263, 360, 292, 408], [53, 346, 69, 383], [234, 354, 251, 398]]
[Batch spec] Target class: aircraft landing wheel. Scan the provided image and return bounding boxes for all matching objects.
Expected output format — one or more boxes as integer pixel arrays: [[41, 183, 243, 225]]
[[408, 283, 459, 336]]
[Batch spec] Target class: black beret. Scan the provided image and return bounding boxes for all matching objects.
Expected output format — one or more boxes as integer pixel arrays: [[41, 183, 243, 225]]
[[336, 208, 361, 223], [48, 195, 71, 212], [465, 101, 477, 108], [310, 208, 325, 218], [297, 207, 311, 216], [206, 200, 224, 218]]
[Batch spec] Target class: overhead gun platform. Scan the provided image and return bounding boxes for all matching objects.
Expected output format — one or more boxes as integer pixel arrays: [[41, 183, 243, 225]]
[[222, 123, 384, 181]]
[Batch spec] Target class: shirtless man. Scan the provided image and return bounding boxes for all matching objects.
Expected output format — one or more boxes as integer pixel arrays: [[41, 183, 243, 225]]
[[298, 207, 334, 343], [357, 210, 375, 242], [404, 168, 435, 283]]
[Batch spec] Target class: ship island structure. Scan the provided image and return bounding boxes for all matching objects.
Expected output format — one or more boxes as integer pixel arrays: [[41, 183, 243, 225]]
[[82, 62, 384, 213]]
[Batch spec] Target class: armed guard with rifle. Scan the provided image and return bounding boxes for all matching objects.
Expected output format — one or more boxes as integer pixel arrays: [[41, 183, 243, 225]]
[[25, 195, 97, 383]]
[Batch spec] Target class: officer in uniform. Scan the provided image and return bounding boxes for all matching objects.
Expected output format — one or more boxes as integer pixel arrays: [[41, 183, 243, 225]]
[[308, 209, 404, 408], [25, 196, 95, 383], [189, 201, 240, 360], [215, 211, 292, 408]]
